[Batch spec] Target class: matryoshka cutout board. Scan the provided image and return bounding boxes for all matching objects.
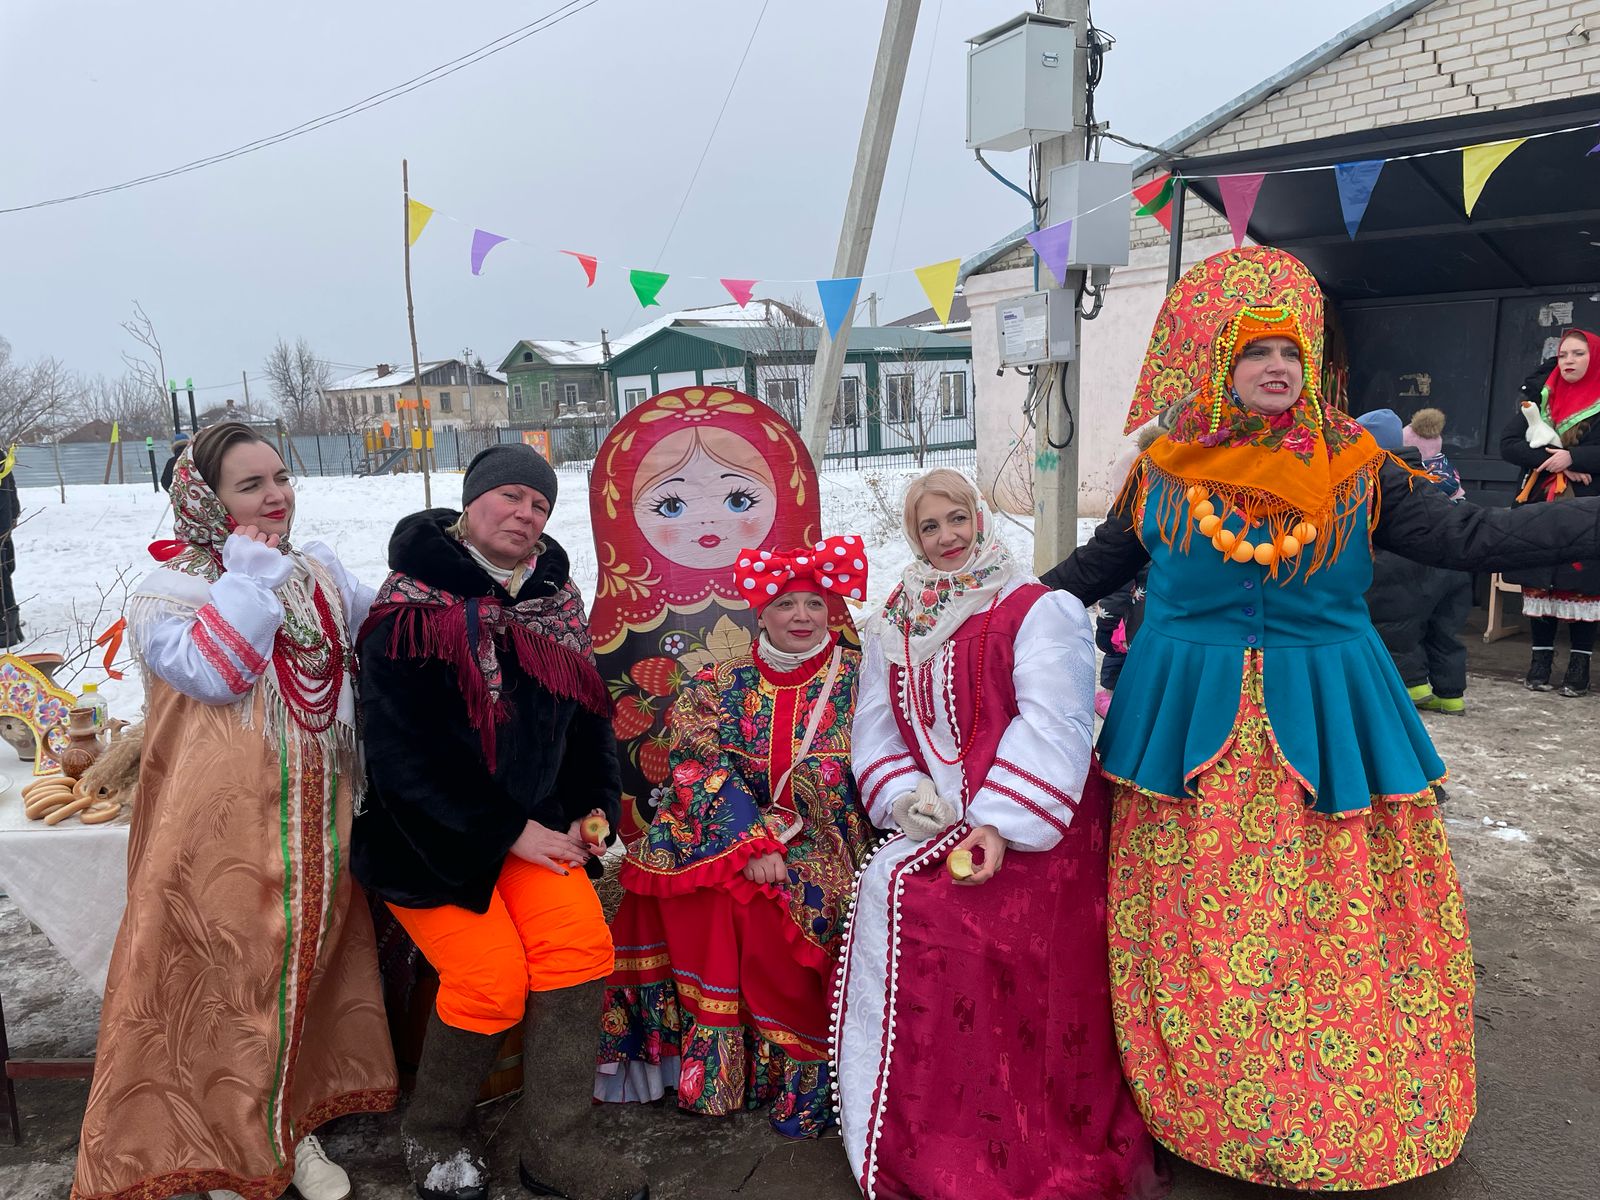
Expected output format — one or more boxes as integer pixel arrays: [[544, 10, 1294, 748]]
[[589, 387, 824, 842]]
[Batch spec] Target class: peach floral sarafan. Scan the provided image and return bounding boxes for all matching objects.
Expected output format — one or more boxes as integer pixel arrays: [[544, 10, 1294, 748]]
[[1106, 657, 1475, 1191]]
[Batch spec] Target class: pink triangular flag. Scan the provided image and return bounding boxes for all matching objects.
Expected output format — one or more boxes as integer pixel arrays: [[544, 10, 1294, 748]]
[[561, 250, 598, 287], [720, 278, 758, 307], [1217, 174, 1266, 249]]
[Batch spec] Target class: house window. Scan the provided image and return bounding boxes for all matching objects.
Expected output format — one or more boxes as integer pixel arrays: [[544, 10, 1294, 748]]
[[462, 390, 473, 412], [522, 351, 534, 363], [623, 387, 647, 411], [439, 391, 452, 413], [883, 374, 914, 423], [513, 384, 524, 410], [833, 377, 860, 427], [764, 377, 800, 409], [563, 383, 579, 412], [389, 393, 398, 412], [540, 381, 552, 412], [939, 370, 968, 419]]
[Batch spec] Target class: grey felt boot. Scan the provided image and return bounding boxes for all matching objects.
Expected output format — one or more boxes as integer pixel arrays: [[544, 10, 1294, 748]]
[[402, 1011, 505, 1200], [516, 980, 649, 1200]]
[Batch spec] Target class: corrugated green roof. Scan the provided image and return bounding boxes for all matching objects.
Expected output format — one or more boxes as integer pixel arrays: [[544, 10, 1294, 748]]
[[608, 323, 970, 372]]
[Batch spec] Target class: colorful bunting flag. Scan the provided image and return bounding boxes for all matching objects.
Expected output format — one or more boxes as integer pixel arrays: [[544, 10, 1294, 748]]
[[1133, 174, 1176, 231], [406, 199, 434, 247], [913, 258, 962, 325], [1333, 160, 1385, 239], [1462, 138, 1527, 216], [816, 277, 862, 338], [470, 229, 508, 276], [1025, 220, 1074, 288], [1218, 173, 1266, 249], [1590, 140, 1600, 156], [630, 269, 670, 308], [562, 250, 598, 287], [720, 278, 758, 307]]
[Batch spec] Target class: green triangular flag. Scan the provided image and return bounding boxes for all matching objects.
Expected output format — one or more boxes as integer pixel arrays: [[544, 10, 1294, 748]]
[[630, 269, 669, 308]]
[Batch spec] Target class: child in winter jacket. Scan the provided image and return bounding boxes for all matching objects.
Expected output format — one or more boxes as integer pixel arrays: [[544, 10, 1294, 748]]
[[1359, 408, 1473, 714], [1403, 407, 1466, 500]]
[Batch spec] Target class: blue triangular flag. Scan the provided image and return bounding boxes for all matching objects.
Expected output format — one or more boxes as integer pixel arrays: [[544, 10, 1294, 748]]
[[816, 276, 862, 339], [1333, 159, 1385, 239]]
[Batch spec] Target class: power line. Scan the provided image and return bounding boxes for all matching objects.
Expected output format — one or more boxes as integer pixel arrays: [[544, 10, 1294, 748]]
[[0, 0, 601, 216], [884, 0, 946, 278]]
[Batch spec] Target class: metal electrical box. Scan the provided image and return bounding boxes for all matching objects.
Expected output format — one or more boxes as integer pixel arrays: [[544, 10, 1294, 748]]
[[1045, 161, 1133, 268], [966, 14, 1075, 153], [996, 290, 1076, 367]]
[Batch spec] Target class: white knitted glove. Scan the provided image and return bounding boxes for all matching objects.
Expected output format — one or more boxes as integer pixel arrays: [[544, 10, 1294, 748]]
[[222, 533, 294, 590], [891, 776, 958, 842]]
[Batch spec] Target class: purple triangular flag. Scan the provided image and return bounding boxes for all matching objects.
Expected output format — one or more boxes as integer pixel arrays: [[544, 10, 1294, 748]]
[[1026, 219, 1073, 287], [1218, 173, 1266, 249], [1333, 160, 1385, 239], [471, 229, 509, 276], [1590, 139, 1600, 156]]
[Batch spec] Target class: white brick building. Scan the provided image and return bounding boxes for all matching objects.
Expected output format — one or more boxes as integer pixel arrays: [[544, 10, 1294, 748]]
[[967, 0, 1600, 515]]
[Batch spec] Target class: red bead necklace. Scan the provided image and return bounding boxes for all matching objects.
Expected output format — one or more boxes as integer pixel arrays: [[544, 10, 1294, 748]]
[[902, 593, 1001, 766], [271, 579, 346, 733]]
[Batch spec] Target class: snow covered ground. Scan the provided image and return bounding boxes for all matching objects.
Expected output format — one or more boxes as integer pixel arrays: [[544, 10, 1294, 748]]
[[9, 467, 1093, 720]]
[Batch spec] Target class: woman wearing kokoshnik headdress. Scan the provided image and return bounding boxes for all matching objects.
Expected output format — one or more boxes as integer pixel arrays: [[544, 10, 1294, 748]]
[[1499, 327, 1600, 696], [596, 536, 874, 1137], [834, 470, 1162, 1200], [74, 422, 397, 1200], [1045, 247, 1600, 1190]]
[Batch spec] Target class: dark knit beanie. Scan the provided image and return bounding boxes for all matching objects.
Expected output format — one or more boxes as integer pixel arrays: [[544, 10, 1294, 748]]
[[462, 443, 558, 507]]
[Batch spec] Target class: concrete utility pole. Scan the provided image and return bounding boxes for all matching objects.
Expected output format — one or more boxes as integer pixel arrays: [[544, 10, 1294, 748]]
[[799, 0, 920, 461], [1031, 0, 1090, 575], [462, 346, 476, 418]]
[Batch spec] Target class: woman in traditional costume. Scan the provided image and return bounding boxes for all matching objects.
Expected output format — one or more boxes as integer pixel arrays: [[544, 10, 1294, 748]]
[[587, 387, 824, 842], [352, 444, 647, 1200], [596, 537, 874, 1137], [834, 469, 1162, 1200], [1045, 247, 1600, 1190], [1499, 326, 1600, 696], [74, 422, 396, 1200]]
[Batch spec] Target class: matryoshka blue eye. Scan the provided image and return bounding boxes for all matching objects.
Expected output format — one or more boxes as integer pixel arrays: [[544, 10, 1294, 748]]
[[650, 493, 687, 518], [724, 488, 758, 514]]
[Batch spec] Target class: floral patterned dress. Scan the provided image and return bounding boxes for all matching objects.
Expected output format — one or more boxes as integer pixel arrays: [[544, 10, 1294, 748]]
[[595, 639, 874, 1136]]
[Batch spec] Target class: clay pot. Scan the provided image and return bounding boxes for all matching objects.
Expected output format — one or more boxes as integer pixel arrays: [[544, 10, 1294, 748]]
[[59, 707, 104, 780]]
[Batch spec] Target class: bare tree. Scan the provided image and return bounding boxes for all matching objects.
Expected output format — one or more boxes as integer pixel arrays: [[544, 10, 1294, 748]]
[[739, 294, 819, 429], [263, 336, 333, 433], [0, 336, 74, 443], [73, 373, 170, 440], [120, 301, 175, 435], [875, 342, 972, 467]]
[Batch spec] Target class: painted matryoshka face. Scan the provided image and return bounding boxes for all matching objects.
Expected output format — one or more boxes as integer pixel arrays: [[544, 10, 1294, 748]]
[[634, 443, 776, 569]]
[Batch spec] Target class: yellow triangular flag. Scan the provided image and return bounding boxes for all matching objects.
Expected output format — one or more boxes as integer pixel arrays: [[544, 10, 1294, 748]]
[[1462, 139, 1526, 216], [913, 258, 962, 326], [407, 198, 435, 246]]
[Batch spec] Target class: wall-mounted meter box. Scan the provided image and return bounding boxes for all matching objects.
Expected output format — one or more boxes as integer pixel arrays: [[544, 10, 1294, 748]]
[[966, 14, 1075, 153], [996, 290, 1076, 367], [1045, 161, 1133, 268]]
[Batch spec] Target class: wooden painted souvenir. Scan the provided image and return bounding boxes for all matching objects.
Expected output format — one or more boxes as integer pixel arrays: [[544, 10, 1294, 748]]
[[588, 387, 823, 842], [0, 653, 77, 774]]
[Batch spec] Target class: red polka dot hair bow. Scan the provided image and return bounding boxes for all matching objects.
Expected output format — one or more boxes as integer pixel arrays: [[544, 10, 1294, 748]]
[[735, 534, 869, 611]]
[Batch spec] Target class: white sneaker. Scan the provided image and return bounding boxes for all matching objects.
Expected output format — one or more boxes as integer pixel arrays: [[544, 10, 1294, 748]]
[[291, 1134, 352, 1200]]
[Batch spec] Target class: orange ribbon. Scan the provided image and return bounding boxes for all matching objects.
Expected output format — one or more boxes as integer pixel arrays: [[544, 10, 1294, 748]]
[[94, 617, 127, 681]]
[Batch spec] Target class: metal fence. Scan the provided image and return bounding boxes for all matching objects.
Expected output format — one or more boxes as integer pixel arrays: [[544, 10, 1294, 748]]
[[12, 422, 972, 489]]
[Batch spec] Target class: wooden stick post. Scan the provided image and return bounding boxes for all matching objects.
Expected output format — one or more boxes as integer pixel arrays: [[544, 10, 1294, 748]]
[[402, 159, 432, 508]]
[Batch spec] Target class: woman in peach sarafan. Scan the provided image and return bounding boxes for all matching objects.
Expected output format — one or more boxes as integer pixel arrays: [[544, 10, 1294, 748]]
[[588, 387, 825, 841]]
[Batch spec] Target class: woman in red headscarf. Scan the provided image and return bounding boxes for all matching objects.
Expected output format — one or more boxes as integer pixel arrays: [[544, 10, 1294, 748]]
[[1500, 327, 1600, 696], [596, 537, 875, 1138]]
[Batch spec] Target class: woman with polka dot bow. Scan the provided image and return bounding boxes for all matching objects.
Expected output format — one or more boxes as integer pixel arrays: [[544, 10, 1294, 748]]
[[596, 536, 875, 1137]]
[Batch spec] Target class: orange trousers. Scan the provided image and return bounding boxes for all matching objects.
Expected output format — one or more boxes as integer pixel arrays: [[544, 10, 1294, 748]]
[[389, 855, 614, 1034]]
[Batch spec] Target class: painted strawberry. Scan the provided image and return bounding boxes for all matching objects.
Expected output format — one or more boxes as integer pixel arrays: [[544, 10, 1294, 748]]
[[611, 694, 657, 740], [630, 656, 679, 698], [639, 733, 672, 785]]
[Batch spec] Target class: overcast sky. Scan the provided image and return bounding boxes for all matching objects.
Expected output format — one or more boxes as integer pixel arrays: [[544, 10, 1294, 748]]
[[1, 0, 1380, 397]]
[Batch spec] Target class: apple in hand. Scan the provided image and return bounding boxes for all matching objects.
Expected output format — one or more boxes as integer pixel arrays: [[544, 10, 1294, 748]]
[[946, 849, 974, 880], [581, 813, 611, 846]]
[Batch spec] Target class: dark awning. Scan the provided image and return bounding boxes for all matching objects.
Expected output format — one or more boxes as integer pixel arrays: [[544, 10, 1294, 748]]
[[1171, 94, 1600, 299]]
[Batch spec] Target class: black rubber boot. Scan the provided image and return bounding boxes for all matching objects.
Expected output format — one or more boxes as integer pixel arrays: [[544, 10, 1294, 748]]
[[517, 980, 649, 1200], [402, 1011, 505, 1200], [1525, 648, 1555, 691], [1559, 652, 1591, 698]]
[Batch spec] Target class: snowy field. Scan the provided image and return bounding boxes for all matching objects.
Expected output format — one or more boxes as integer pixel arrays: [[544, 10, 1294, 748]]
[[10, 467, 1093, 720]]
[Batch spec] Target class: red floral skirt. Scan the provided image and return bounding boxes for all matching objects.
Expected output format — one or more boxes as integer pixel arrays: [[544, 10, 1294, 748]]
[[1106, 663, 1476, 1190]]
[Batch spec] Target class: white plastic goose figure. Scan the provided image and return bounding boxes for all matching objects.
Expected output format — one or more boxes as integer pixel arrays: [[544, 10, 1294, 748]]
[[1520, 400, 1563, 449]]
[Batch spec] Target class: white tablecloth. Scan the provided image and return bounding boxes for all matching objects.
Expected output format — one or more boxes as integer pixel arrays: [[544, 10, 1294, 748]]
[[0, 761, 129, 993]]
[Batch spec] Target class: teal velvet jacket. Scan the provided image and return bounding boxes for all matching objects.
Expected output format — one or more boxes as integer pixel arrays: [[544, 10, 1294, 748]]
[[1045, 457, 1600, 816]]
